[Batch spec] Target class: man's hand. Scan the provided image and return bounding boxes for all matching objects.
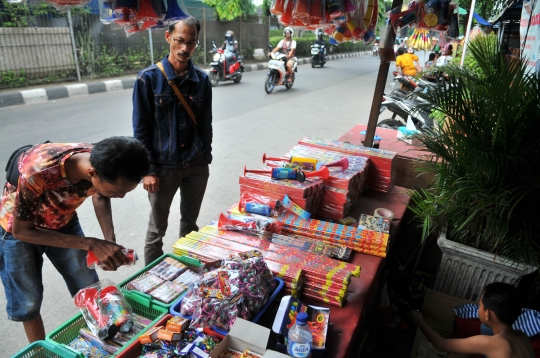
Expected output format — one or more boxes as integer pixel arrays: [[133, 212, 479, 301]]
[[143, 174, 159, 193], [408, 310, 424, 324], [87, 238, 129, 271]]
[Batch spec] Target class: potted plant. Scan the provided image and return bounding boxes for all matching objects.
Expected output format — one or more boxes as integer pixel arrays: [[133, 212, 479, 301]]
[[408, 35, 540, 300]]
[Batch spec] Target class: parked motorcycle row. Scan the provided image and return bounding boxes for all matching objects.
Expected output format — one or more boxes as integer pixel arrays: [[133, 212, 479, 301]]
[[377, 71, 442, 131]]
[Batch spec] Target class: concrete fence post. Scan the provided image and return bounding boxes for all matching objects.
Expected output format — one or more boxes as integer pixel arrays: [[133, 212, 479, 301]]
[[67, 9, 81, 82]]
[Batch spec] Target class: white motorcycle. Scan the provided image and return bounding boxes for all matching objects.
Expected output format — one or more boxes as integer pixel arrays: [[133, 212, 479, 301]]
[[265, 52, 297, 94]]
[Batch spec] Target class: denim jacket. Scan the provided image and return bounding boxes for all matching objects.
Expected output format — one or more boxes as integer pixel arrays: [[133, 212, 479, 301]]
[[133, 55, 213, 173]]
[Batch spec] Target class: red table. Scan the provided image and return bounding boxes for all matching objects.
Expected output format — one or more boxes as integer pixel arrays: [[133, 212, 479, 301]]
[[292, 186, 410, 358], [339, 124, 433, 189]]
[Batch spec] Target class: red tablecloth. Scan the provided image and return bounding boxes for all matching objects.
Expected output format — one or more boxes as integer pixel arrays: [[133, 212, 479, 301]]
[[300, 186, 411, 358], [339, 124, 425, 160]]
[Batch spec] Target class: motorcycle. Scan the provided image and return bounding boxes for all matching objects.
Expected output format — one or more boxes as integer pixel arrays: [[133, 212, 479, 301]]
[[373, 44, 380, 57], [265, 51, 297, 94], [378, 92, 434, 131], [209, 41, 244, 87], [390, 71, 438, 100], [310, 43, 326, 68]]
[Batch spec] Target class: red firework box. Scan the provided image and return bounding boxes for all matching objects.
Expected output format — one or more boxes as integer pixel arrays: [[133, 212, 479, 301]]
[[239, 171, 325, 198], [264, 260, 304, 288], [300, 290, 344, 308], [270, 233, 334, 258], [298, 137, 397, 193], [303, 283, 346, 300], [301, 289, 344, 307], [240, 185, 309, 209]]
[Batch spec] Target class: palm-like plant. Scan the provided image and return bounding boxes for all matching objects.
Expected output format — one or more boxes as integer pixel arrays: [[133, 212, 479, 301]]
[[409, 35, 540, 266]]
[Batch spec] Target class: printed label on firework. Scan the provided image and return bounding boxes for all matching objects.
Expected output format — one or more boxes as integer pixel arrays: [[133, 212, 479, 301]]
[[288, 343, 311, 358], [282, 195, 311, 219]]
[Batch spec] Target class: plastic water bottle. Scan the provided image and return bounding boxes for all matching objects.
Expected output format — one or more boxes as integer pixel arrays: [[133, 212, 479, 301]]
[[287, 312, 312, 358]]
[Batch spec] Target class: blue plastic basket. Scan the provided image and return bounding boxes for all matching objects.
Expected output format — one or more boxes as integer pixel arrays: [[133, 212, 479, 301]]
[[170, 276, 284, 334]]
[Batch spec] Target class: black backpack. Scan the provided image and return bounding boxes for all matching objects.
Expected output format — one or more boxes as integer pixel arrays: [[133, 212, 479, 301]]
[[5, 141, 50, 187]]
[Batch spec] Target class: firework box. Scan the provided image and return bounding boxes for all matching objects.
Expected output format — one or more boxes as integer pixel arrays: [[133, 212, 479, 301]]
[[272, 295, 330, 358], [209, 318, 290, 358]]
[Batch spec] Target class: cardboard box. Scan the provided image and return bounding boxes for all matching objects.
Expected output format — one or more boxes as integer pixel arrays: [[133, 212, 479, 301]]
[[272, 296, 330, 358], [166, 316, 189, 333], [210, 319, 290, 358], [139, 325, 162, 344], [157, 328, 182, 341]]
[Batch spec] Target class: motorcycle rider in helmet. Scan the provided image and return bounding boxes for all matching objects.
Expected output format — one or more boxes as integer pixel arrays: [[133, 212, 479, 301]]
[[314, 29, 327, 62], [268, 27, 297, 82], [221, 30, 238, 75]]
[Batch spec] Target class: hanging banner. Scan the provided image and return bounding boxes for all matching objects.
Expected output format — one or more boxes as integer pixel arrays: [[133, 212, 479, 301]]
[[520, 0, 540, 74]]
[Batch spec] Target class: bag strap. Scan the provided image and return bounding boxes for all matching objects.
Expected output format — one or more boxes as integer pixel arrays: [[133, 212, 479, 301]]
[[156, 61, 197, 125]]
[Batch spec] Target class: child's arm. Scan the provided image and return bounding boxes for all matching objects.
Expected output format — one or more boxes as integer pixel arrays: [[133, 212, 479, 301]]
[[410, 311, 495, 356]]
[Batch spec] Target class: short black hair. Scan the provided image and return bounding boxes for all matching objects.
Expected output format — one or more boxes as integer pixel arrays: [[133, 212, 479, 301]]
[[168, 16, 201, 37], [480, 282, 522, 326], [397, 47, 405, 56], [90, 136, 150, 184], [429, 53, 436, 61]]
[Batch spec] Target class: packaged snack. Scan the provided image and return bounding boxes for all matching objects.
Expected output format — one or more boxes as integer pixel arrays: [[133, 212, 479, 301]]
[[87, 248, 138, 270], [127, 273, 165, 294], [150, 281, 188, 303], [148, 260, 187, 281]]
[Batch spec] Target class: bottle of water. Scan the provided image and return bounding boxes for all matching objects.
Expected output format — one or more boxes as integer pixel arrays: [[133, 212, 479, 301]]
[[287, 312, 312, 358]]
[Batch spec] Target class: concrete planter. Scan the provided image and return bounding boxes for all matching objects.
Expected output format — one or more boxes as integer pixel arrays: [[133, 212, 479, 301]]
[[434, 228, 537, 301]]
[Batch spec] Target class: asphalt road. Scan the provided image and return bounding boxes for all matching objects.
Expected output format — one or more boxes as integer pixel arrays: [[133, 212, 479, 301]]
[[0, 55, 390, 355]]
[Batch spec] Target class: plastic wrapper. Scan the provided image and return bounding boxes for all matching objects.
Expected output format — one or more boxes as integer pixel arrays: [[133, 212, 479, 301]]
[[190, 297, 224, 329], [238, 191, 283, 217], [148, 259, 187, 281], [68, 336, 110, 358], [150, 281, 189, 303], [173, 269, 202, 288], [73, 279, 134, 341], [127, 273, 165, 293], [180, 288, 201, 317], [217, 213, 282, 236], [86, 248, 137, 270]]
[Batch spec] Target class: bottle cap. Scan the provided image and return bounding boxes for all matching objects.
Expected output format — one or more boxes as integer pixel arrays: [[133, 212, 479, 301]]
[[296, 312, 308, 325]]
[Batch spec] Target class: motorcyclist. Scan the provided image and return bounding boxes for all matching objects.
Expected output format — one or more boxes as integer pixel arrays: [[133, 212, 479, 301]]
[[314, 29, 327, 61], [221, 30, 238, 75], [269, 26, 297, 81]]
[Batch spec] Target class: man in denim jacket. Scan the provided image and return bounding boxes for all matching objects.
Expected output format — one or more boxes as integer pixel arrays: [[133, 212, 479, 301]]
[[132, 16, 213, 265]]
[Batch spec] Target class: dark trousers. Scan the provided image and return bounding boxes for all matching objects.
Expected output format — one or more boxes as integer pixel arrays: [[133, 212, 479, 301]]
[[145, 163, 209, 265]]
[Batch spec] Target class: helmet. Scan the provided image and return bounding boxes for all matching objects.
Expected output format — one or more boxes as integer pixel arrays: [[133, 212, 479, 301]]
[[283, 27, 294, 38], [225, 30, 234, 42], [317, 29, 323, 39]]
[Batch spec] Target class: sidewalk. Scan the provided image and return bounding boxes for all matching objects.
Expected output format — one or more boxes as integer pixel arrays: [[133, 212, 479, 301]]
[[0, 51, 371, 108]]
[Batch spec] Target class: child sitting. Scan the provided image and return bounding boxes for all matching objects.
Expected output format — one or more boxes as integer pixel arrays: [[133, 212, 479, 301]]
[[410, 282, 535, 358]]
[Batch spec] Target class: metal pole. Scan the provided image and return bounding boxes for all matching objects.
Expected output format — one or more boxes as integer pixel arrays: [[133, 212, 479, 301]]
[[203, 8, 207, 65], [67, 9, 81, 82], [148, 29, 155, 65], [460, 0, 477, 68]]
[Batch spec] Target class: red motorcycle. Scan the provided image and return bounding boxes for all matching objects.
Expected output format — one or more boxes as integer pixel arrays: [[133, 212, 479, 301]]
[[209, 41, 244, 87]]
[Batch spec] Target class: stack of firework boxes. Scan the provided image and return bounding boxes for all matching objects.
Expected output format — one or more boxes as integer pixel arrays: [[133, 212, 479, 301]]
[[298, 137, 397, 193], [267, 144, 370, 220]]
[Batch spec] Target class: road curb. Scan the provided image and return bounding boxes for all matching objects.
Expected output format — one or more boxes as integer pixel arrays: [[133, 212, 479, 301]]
[[0, 51, 372, 108]]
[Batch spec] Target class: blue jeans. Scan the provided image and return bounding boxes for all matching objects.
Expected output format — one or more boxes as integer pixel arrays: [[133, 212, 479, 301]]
[[0, 216, 99, 321]]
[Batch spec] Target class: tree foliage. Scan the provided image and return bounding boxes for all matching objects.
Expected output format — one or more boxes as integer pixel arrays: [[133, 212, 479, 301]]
[[202, 0, 256, 21]]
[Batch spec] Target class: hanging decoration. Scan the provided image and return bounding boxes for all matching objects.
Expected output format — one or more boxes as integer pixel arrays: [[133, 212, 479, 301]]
[[406, 28, 431, 50], [389, 0, 461, 39], [94, 0, 188, 36], [270, 0, 379, 45]]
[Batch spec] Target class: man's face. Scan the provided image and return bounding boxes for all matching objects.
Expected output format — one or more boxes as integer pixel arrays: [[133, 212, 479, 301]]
[[166, 21, 199, 65], [91, 175, 138, 199], [285, 31, 291, 39]]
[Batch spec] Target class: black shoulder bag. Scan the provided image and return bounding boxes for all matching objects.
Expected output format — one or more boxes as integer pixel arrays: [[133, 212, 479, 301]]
[[5, 141, 50, 187]]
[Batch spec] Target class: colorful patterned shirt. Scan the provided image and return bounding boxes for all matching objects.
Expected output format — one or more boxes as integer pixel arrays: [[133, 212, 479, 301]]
[[0, 143, 96, 232]]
